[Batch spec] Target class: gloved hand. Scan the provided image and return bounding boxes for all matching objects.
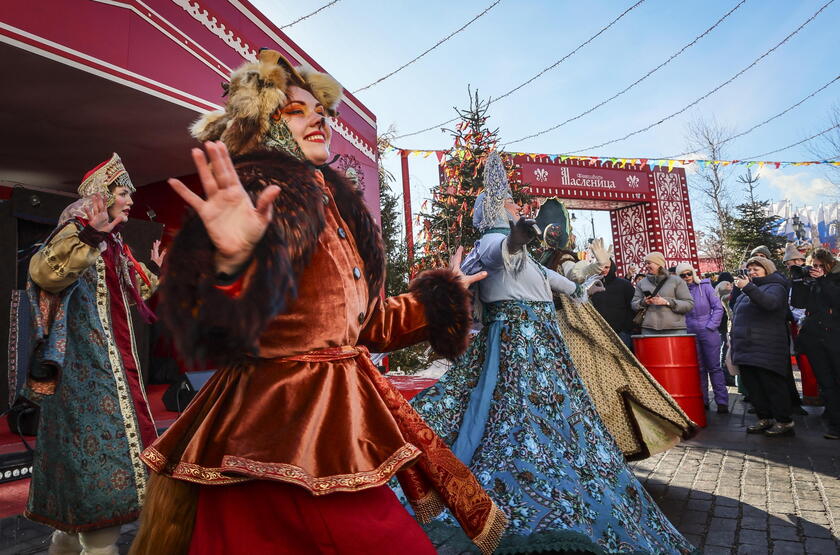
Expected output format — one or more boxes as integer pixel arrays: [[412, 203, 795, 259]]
[[591, 238, 610, 267], [587, 280, 605, 297], [508, 218, 539, 254]]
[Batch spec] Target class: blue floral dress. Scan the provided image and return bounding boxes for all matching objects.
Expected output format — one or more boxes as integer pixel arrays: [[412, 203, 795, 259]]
[[408, 233, 695, 554]]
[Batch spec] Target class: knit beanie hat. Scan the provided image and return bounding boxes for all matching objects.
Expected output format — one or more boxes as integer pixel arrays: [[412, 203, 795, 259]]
[[782, 243, 805, 263], [675, 262, 700, 284], [717, 271, 734, 284], [750, 245, 772, 259], [746, 256, 776, 276], [644, 251, 666, 270]]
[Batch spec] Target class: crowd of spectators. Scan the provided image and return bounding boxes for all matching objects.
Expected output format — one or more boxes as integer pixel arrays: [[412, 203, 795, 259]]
[[594, 244, 840, 440]]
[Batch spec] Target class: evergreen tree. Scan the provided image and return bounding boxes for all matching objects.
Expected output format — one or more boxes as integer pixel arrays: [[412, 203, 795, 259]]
[[415, 89, 530, 271], [376, 129, 427, 373], [726, 168, 785, 266], [377, 130, 409, 297]]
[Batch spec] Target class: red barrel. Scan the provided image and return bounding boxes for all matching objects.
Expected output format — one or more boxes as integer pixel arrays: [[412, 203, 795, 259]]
[[386, 375, 439, 401], [790, 323, 821, 404], [633, 334, 706, 428], [796, 354, 821, 404]]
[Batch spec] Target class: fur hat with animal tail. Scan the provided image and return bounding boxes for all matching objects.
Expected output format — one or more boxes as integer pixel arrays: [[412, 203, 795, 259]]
[[129, 472, 198, 555], [190, 48, 343, 157]]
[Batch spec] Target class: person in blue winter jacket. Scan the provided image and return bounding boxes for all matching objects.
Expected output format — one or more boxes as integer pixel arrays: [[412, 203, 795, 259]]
[[676, 263, 729, 413]]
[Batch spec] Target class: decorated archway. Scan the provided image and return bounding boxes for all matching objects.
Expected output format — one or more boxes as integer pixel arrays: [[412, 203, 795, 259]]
[[513, 155, 699, 275]]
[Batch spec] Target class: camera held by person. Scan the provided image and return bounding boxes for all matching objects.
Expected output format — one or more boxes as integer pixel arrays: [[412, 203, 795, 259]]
[[791, 248, 840, 440]]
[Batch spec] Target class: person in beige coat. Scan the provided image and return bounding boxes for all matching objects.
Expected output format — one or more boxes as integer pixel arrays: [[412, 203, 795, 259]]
[[632, 252, 695, 335]]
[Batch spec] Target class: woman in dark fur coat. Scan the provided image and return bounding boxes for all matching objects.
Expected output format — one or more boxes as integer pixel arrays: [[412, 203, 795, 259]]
[[129, 50, 507, 555]]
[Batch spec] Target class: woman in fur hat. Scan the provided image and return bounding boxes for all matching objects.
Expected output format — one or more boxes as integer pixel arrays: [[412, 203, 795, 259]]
[[24, 155, 163, 555], [677, 263, 728, 413], [407, 154, 695, 554], [129, 50, 506, 555]]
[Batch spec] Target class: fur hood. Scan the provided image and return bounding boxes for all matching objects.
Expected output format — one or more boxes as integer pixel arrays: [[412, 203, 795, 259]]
[[191, 49, 342, 156]]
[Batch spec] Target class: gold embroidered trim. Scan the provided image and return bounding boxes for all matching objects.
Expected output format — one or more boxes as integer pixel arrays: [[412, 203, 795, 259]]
[[142, 447, 250, 486], [473, 502, 509, 555], [143, 443, 421, 492], [41, 243, 66, 277], [412, 489, 445, 523], [221, 443, 421, 495], [94, 257, 147, 503]]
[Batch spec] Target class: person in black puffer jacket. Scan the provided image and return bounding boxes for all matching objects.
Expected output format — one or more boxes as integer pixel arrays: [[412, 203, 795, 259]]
[[731, 256, 795, 437], [591, 260, 636, 351], [792, 248, 840, 439]]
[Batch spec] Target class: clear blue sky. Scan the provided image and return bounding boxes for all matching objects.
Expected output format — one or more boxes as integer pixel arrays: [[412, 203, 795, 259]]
[[252, 0, 840, 242]]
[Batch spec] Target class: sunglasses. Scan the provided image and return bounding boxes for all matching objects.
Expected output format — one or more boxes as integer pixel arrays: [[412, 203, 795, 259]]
[[679, 272, 693, 278]]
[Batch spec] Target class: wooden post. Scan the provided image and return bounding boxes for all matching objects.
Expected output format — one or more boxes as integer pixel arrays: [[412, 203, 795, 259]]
[[400, 150, 414, 267]]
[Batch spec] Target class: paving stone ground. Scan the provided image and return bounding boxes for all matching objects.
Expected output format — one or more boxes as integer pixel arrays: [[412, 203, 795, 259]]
[[1, 387, 838, 554]]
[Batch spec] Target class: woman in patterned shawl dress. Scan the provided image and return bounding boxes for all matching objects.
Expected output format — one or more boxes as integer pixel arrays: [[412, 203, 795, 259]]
[[25, 154, 163, 555], [408, 153, 696, 554]]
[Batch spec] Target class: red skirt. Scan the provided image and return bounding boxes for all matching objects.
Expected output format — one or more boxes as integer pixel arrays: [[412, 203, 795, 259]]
[[189, 480, 436, 554]]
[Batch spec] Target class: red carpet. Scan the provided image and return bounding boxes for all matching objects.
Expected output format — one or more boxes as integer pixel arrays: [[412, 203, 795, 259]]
[[0, 377, 438, 520]]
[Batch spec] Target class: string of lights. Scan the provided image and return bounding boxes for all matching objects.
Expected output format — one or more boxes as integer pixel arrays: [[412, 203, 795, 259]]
[[280, 0, 341, 30], [504, 0, 748, 146], [743, 122, 840, 160], [353, 0, 503, 93], [562, 0, 834, 155], [665, 74, 840, 159], [392, 0, 647, 140]]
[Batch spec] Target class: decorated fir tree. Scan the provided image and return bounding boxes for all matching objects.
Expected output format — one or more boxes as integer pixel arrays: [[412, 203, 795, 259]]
[[726, 168, 785, 265], [415, 89, 530, 271]]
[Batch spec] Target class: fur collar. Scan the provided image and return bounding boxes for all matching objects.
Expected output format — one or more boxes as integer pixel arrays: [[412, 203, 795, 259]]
[[158, 149, 385, 364], [234, 149, 384, 296]]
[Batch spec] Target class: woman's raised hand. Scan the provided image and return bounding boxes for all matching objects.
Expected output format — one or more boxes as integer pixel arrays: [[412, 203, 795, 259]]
[[150, 240, 167, 267], [168, 142, 281, 274], [85, 194, 124, 234], [449, 246, 487, 287]]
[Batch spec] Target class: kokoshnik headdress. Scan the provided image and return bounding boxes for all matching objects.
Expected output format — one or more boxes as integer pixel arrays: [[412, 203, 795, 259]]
[[191, 49, 343, 159], [77, 153, 135, 206], [473, 151, 513, 233]]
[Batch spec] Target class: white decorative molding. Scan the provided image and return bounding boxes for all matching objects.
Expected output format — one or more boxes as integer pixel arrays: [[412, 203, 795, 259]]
[[331, 119, 376, 162], [173, 0, 258, 62]]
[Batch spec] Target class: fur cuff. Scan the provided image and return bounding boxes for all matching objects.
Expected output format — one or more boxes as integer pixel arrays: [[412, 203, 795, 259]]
[[408, 269, 472, 359]]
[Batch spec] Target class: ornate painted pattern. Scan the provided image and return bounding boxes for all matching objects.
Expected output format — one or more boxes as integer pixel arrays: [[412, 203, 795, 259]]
[[653, 171, 695, 264], [613, 204, 650, 269], [409, 300, 695, 554], [336, 153, 366, 190]]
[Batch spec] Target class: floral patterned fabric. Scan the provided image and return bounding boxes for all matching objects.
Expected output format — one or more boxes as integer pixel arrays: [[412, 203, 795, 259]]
[[22, 224, 153, 533], [409, 300, 696, 554]]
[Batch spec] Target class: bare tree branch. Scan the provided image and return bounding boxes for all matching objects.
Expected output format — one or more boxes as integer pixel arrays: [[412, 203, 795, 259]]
[[807, 103, 840, 196], [684, 116, 735, 261]]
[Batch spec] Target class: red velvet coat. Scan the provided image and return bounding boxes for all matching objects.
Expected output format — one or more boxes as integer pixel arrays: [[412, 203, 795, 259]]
[[142, 151, 506, 553]]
